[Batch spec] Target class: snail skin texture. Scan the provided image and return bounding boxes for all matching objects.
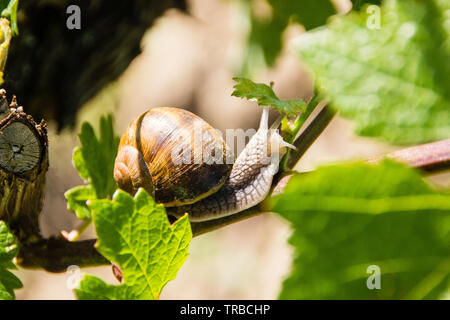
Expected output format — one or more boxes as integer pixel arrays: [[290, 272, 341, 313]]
[[114, 107, 293, 221]]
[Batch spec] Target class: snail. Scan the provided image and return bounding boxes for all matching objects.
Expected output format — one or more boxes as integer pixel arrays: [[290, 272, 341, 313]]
[[114, 107, 294, 222]]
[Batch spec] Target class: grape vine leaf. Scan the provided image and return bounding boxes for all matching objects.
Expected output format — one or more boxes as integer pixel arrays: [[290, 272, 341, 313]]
[[0, 221, 22, 300], [65, 115, 120, 219], [272, 160, 450, 299], [296, 0, 450, 144], [75, 189, 192, 300], [232, 77, 307, 115]]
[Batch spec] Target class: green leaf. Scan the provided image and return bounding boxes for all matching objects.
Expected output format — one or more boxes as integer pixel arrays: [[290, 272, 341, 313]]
[[243, 0, 337, 70], [65, 115, 120, 219], [0, 221, 22, 300], [296, 0, 450, 144], [0, 221, 17, 265], [0, 282, 11, 300], [0, 0, 18, 36], [72, 147, 90, 182], [78, 115, 120, 198], [75, 189, 192, 300], [232, 77, 307, 115], [65, 186, 97, 220], [272, 160, 450, 299], [0, 269, 21, 298]]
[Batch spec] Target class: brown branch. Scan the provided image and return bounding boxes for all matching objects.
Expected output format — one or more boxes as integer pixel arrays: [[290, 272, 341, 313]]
[[286, 104, 337, 169], [369, 139, 450, 173], [17, 238, 108, 273]]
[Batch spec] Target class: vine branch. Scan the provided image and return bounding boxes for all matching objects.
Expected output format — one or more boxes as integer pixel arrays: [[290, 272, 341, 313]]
[[15, 105, 450, 272]]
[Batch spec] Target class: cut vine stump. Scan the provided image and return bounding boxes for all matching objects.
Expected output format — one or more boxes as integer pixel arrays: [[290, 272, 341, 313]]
[[0, 90, 48, 242]]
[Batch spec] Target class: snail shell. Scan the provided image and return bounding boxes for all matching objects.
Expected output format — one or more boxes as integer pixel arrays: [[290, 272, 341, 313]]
[[114, 107, 233, 206]]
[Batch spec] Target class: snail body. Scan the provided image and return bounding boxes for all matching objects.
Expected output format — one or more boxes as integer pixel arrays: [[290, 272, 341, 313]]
[[114, 107, 293, 221]]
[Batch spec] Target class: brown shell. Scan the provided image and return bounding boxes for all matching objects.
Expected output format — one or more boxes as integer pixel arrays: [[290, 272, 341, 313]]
[[114, 107, 233, 206]]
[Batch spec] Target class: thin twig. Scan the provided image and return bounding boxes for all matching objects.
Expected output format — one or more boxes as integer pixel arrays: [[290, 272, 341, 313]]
[[279, 96, 318, 171]]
